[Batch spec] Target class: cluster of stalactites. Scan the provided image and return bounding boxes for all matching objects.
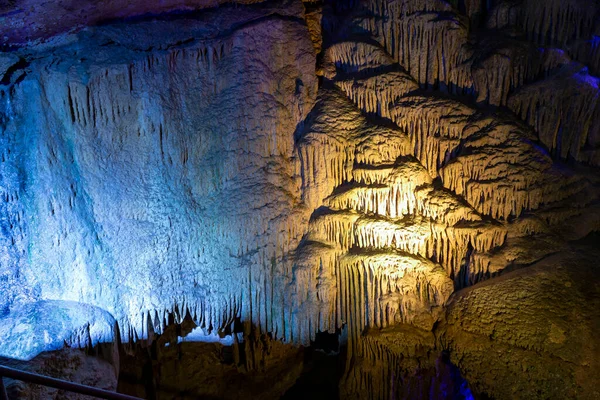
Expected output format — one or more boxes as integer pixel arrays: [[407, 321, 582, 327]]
[[439, 122, 591, 220], [117, 235, 303, 345], [389, 97, 475, 177], [507, 64, 600, 166], [350, 0, 600, 167], [359, 5, 470, 90], [311, 211, 505, 277], [61, 42, 233, 127], [468, 45, 571, 107], [0, 12, 325, 350], [314, 157, 507, 273], [288, 242, 344, 344], [322, 41, 396, 79], [296, 90, 412, 211], [339, 329, 420, 400], [340, 252, 453, 331], [337, 79, 583, 220], [336, 71, 419, 119], [521, 0, 598, 47], [326, 160, 487, 226], [293, 100, 508, 334]]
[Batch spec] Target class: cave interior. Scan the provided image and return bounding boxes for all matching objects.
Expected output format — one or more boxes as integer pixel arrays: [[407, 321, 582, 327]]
[[0, 0, 599, 399]]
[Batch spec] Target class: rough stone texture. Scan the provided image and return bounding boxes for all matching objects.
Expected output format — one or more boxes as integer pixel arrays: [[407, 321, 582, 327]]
[[1, 348, 118, 400], [341, 325, 473, 400], [0, 0, 317, 343], [439, 248, 600, 400], [305, 5, 323, 55], [355, 0, 600, 165], [0, 0, 267, 46], [0, 0, 599, 398], [508, 62, 600, 165], [119, 336, 303, 399], [0, 300, 116, 361], [0, 53, 20, 79]]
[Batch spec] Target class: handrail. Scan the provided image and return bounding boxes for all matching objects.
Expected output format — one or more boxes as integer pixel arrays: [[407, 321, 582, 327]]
[[0, 364, 143, 400]]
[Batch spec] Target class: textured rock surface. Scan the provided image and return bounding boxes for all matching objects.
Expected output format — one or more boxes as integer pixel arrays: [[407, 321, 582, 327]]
[[119, 330, 304, 399], [0, 0, 267, 45], [0, 0, 599, 398], [439, 247, 600, 399], [341, 325, 473, 400], [354, 0, 600, 165], [1, 0, 317, 344], [0, 300, 116, 361], [1, 348, 118, 399]]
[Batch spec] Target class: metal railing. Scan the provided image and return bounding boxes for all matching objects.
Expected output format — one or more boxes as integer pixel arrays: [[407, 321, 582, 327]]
[[0, 364, 143, 400]]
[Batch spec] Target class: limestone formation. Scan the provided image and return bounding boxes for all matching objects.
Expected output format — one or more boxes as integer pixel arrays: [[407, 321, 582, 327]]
[[438, 249, 600, 400], [0, 0, 599, 398], [2, 349, 118, 399], [1, 0, 318, 345]]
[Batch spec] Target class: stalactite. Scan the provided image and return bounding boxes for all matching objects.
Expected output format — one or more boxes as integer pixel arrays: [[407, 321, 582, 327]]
[[365, 0, 454, 25], [468, 42, 571, 106], [309, 209, 360, 250], [326, 159, 436, 220], [354, 128, 412, 165], [521, 0, 597, 47], [508, 63, 600, 165], [297, 89, 412, 210], [322, 41, 395, 79], [300, 151, 509, 286], [485, 1, 522, 31], [335, 71, 419, 117], [0, 10, 324, 352], [298, 133, 356, 209], [287, 241, 343, 345], [361, 0, 471, 89], [441, 142, 590, 221], [3, 0, 600, 362], [340, 251, 453, 331], [388, 96, 476, 177]]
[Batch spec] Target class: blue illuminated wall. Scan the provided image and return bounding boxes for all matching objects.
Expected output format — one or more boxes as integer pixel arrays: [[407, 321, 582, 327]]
[[0, 8, 317, 358]]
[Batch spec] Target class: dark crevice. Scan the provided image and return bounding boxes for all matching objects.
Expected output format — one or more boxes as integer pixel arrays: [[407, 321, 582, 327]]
[[0, 57, 29, 86]]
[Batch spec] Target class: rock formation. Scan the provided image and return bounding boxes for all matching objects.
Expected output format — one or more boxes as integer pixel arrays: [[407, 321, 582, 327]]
[[439, 248, 600, 399], [0, 0, 599, 399]]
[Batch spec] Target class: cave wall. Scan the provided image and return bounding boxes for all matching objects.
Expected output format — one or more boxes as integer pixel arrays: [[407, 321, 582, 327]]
[[1, 0, 318, 347], [0, 0, 599, 399]]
